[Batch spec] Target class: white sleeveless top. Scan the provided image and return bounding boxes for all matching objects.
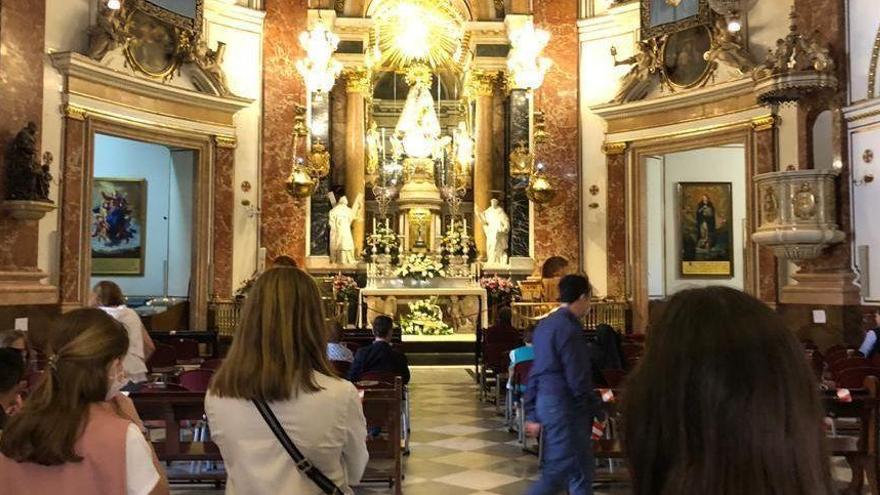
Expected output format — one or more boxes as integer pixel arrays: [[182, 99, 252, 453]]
[[99, 305, 149, 383]]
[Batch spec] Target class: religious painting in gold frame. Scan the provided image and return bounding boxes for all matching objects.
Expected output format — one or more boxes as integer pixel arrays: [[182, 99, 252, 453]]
[[641, 0, 710, 40], [136, 0, 204, 35], [91, 178, 148, 276], [123, 9, 180, 79], [661, 24, 713, 89], [678, 182, 733, 278]]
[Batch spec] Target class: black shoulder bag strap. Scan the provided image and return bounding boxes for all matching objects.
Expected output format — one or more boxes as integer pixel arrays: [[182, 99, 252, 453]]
[[252, 399, 346, 495]]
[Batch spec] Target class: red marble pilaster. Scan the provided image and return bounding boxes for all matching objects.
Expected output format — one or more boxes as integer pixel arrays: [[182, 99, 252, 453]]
[[212, 142, 235, 298], [754, 126, 779, 304], [606, 151, 627, 298], [260, 0, 309, 265], [532, 0, 581, 269], [0, 0, 47, 272], [59, 116, 87, 306]]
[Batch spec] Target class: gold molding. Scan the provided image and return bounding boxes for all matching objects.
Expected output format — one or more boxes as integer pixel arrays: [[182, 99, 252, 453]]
[[605, 92, 759, 134], [869, 24, 880, 99], [602, 142, 628, 155], [466, 69, 498, 97], [64, 104, 88, 121], [751, 114, 780, 132], [344, 68, 371, 94], [214, 135, 237, 149]]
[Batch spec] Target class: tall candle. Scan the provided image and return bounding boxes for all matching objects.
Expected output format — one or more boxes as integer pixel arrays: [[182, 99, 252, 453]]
[[373, 217, 377, 233]]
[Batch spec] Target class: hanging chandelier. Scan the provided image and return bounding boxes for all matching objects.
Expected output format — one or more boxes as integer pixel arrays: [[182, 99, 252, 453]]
[[507, 19, 552, 90], [296, 24, 343, 93]]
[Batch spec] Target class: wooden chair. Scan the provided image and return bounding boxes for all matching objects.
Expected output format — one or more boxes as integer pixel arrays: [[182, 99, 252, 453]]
[[836, 367, 880, 389], [480, 343, 513, 406], [358, 371, 410, 453], [510, 360, 534, 447], [830, 357, 870, 378], [130, 391, 224, 483], [825, 377, 880, 495], [359, 378, 403, 495]]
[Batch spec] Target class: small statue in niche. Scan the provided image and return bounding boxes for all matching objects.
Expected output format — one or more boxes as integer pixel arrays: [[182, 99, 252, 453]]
[[610, 41, 661, 103], [4, 122, 53, 203], [87, 2, 128, 61], [452, 121, 474, 188], [704, 18, 756, 75], [192, 38, 231, 96], [365, 120, 381, 181]]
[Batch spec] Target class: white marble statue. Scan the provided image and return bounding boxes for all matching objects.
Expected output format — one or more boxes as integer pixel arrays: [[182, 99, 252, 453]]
[[479, 198, 510, 266], [328, 194, 362, 265]]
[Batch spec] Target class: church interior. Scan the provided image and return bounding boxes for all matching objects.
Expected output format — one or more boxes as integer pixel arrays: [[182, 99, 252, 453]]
[[1, 0, 880, 493]]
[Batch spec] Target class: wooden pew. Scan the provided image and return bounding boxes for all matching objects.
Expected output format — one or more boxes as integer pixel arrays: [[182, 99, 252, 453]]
[[130, 390, 224, 483], [359, 377, 403, 495]]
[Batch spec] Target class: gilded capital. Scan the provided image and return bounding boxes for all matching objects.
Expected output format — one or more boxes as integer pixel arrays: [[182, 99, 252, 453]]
[[466, 70, 498, 97], [214, 135, 237, 149], [602, 142, 627, 155], [751, 114, 781, 132], [345, 68, 371, 94], [63, 104, 87, 121]]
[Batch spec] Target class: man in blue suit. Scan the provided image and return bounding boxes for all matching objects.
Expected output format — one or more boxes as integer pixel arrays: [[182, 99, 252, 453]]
[[524, 274, 599, 495]]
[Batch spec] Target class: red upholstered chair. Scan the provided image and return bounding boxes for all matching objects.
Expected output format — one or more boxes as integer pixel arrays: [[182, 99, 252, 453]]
[[510, 360, 534, 444], [148, 343, 177, 373], [178, 369, 214, 393], [836, 367, 880, 389]]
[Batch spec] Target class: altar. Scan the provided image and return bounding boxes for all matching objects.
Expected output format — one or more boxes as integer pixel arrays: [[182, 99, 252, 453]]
[[358, 286, 488, 341]]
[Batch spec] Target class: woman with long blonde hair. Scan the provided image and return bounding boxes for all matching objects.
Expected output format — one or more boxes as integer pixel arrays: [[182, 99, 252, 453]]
[[0, 308, 168, 495], [206, 267, 368, 495]]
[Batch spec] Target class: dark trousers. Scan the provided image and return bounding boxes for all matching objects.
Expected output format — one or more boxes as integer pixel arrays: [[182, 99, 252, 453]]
[[526, 394, 594, 495]]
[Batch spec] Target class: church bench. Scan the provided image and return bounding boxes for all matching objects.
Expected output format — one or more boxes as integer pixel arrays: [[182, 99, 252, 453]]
[[358, 377, 404, 495]]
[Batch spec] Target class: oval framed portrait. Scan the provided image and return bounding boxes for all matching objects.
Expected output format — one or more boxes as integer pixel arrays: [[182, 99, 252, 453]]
[[124, 10, 179, 79], [661, 24, 712, 89]]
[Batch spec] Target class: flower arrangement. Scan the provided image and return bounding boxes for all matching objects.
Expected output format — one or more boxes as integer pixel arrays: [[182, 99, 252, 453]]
[[439, 223, 477, 264], [395, 253, 445, 280], [363, 223, 401, 263], [400, 297, 453, 336], [479, 275, 521, 299], [332, 273, 359, 302]]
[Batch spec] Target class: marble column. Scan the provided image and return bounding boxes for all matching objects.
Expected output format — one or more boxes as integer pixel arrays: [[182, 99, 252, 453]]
[[469, 70, 497, 260], [604, 143, 627, 299], [345, 70, 369, 257]]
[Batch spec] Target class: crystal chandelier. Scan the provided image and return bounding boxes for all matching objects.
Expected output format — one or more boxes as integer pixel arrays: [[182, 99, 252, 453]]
[[296, 24, 343, 93], [507, 20, 552, 90]]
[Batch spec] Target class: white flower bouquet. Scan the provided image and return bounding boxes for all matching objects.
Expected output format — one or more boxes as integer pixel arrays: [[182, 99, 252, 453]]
[[395, 253, 445, 280]]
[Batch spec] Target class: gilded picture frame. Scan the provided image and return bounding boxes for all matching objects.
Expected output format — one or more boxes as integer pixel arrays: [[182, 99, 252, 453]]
[[660, 24, 713, 89], [91, 178, 148, 276], [678, 182, 734, 278], [641, 0, 710, 40], [123, 8, 180, 79], [135, 0, 204, 35]]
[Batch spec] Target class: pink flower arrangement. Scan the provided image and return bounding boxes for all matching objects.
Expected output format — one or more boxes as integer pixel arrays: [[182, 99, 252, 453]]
[[479, 275, 518, 297], [332, 273, 359, 302]]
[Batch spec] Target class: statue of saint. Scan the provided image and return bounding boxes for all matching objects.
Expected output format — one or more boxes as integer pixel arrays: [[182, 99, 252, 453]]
[[87, 3, 126, 61], [365, 121, 380, 180], [452, 121, 474, 188], [328, 194, 362, 265], [479, 198, 510, 266]]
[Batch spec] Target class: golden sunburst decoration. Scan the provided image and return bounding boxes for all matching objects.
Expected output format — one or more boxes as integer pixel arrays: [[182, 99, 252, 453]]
[[372, 0, 465, 69]]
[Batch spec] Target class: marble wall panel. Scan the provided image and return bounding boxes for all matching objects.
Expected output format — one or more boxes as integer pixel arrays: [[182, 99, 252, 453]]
[[755, 127, 778, 304], [213, 143, 235, 298], [261, 0, 309, 264], [606, 152, 626, 298], [310, 93, 332, 256], [507, 90, 531, 258], [0, 0, 46, 272], [533, 0, 580, 268]]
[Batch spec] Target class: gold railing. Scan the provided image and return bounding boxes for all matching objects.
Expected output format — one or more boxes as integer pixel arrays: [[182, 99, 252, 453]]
[[209, 299, 242, 336], [511, 300, 629, 331], [210, 297, 348, 336]]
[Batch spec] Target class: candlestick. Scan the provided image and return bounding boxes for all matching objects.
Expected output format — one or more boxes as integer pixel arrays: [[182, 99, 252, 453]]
[[373, 217, 377, 233]]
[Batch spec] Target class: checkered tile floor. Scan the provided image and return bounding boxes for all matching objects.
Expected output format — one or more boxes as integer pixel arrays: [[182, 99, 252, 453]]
[[172, 367, 857, 494]]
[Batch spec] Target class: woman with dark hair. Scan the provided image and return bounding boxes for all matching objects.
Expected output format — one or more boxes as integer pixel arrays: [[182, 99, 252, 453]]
[[623, 287, 832, 495], [0, 308, 168, 494]]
